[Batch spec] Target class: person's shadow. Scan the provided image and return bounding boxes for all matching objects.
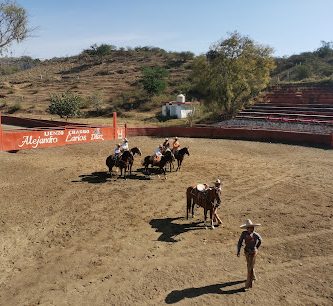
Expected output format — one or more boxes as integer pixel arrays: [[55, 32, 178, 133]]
[[149, 217, 203, 242], [165, 280, 246, 303]]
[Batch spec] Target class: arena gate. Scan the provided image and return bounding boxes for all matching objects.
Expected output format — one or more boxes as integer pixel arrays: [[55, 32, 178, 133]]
[[0, 112, 126, 151]]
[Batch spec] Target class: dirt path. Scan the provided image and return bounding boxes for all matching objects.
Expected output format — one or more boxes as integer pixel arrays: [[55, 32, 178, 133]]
[[0, 137, 332, 305]]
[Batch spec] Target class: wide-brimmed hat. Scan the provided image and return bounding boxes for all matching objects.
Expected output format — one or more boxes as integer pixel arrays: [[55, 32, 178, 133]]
[[124, 138, 128, 142], [240, 219, 261, 229], [215, 178, 221, 185], [165, 138, 169, 141]]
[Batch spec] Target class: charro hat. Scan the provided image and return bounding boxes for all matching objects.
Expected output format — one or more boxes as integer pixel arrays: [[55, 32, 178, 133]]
[[215, 178, 221, 185], [240, 219, 261, 229], [124, 138, 128, 142]]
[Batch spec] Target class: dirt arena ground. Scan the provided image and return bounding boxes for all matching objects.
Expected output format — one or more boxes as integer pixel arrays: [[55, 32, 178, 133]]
[[0, 137, 332, 305]]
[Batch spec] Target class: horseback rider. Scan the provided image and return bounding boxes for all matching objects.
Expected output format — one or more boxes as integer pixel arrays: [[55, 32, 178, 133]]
[[114, 143, 121, 163], [172, 137, 180, 154], [121, 138, 129, 152], [152, 144, 163, 164], [162, 138, 170, 153]]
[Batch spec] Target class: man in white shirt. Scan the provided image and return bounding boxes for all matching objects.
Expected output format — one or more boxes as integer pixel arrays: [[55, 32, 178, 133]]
[[121, 138, 129, 152]]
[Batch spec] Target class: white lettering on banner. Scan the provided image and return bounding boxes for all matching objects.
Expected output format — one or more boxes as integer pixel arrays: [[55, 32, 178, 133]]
[[18, 135, 58, 148], [65, 134, 87, 142], [44, 130, 64, 136], [67, 129, 90, 136], [91, 128, 104, 141], [65, 129, 89, 142]]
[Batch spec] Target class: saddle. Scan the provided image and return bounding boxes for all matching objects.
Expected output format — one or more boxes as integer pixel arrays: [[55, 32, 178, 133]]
[[150, 155, 161, 166], [196, 184, 208, 192]]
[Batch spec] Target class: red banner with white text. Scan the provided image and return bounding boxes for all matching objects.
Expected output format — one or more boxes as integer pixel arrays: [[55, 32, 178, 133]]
[[1, 126, 126, 151]]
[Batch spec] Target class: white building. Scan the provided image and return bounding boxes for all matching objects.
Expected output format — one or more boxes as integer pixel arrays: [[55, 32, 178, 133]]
[[161, 94, 200, 119]]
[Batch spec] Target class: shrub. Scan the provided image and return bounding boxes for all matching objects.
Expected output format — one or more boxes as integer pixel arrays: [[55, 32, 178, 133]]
[[48, 92, 82, 118], [141, 66, 168, 96]]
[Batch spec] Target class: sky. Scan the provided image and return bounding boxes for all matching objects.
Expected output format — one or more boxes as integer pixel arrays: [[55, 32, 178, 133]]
[[6, 0, 333, 59]]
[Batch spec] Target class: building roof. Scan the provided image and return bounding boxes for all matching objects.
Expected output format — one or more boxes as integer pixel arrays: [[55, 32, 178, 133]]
[[163, 101, 200, 106]]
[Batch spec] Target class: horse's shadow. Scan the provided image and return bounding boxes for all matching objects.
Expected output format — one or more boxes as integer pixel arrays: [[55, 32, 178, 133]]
[[137, 167, 165, 175], [73, 171, 110, 184], [165, 280, 246, 304], [72, 171, 151, 184], [149, 217, 203, 242]]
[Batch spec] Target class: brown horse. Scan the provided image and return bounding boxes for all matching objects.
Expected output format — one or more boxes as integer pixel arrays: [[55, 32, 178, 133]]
[[186, 185, 221, 229], [142, 150, 174, 176], [106, 147, 141, 178]]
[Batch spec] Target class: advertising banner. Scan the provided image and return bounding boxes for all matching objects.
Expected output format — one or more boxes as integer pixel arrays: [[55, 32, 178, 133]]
[[1, 126, 119, 151]]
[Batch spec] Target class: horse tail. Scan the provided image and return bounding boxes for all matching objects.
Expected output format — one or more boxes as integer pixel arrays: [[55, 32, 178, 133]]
[[186, 187, 193, 219]]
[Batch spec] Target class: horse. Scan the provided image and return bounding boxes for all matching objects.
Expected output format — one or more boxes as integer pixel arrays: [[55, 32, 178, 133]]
[[142, 150, 174, 176], [186, 185, 221, 229], [106, 147, 141, 178], [118, 150, 133, 179], [163, 148, 175, 172], [127, 147, 141, 173], [174, 147, 190, 171]]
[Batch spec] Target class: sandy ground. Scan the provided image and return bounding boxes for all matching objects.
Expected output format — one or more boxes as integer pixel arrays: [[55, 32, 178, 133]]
[[0, 137, 332, 305]]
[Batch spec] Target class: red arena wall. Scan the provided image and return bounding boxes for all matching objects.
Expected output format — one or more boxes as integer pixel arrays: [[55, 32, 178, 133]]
[[127, 126, 333, 148]]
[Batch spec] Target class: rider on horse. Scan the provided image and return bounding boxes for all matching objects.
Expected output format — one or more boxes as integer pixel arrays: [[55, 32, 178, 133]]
[[172, 137, 180, 154], [152, 144, 163, 164], [114, 143, 121, 162], [162, 138, 170, 153], [121, 138, 129, 152]]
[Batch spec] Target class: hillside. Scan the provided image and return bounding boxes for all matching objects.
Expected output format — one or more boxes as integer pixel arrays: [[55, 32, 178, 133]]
[[0, 49, 193, 122], [271, 42, 333, 83], [1, 43, 333, 125]]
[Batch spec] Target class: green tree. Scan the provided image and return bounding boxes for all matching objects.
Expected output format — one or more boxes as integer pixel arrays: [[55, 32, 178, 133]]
[[0, 1, 30, 51], [49, 92, 82, 119], [191, 32, 275, 115], [141, 66, 168, 96]]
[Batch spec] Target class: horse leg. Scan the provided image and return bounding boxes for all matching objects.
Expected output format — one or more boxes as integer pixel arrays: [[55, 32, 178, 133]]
[[204, 208, 208, 229], [210, 209, 214, 229], [186, 196, 190, 219], [176, 159, 180, 171]]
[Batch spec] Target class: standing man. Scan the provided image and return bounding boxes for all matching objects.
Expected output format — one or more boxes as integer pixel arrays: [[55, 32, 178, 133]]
[[212, 179, 223, 226], [237, 219, 262, 290]]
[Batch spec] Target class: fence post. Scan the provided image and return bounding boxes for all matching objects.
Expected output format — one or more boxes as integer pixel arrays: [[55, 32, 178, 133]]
[[113, 112, 117, 140], [124, 123, 127, 138]]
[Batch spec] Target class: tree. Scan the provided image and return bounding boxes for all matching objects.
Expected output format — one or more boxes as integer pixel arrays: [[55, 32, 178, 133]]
[[0, 1, 29, 51], [191, 32, 275, 115], [141, 66, 168, 96], [49, 92, 82, 119]]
